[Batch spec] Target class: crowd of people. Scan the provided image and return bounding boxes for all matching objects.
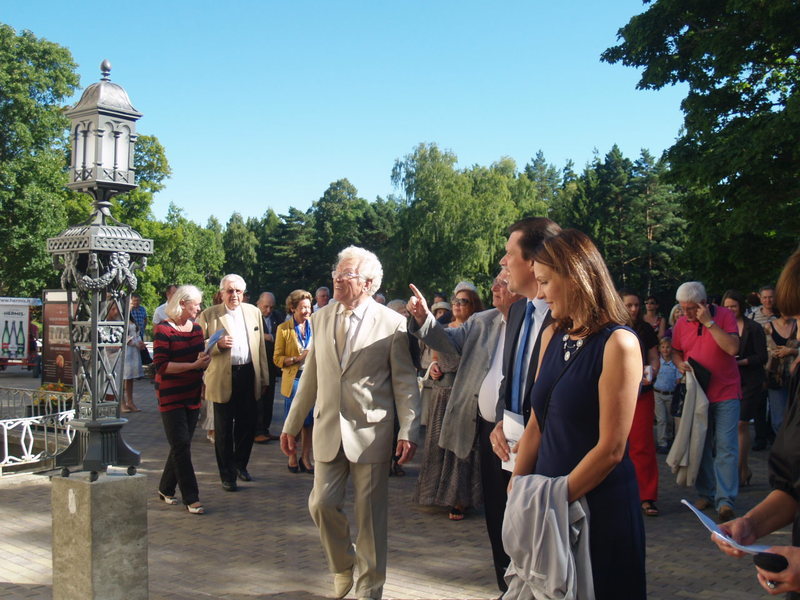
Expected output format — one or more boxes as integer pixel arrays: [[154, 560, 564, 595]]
[[126, 218, 800, 600]]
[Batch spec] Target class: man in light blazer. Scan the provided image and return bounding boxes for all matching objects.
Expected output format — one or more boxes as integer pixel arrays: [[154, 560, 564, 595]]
[[197, 274, 269, 492], [281, 246, 420, 600], [407, 272, 522, 592]]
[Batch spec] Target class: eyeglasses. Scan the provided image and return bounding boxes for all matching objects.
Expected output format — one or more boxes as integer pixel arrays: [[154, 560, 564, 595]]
[[452, 298, 471, 306], [331, 271, 364, 282], [225, 289, 244, 295]]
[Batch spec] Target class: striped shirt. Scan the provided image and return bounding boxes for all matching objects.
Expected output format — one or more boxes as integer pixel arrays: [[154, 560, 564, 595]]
[[153, 322, 204, 412]]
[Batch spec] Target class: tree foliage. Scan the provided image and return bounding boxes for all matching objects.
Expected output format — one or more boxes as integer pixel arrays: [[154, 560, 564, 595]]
[[0, 24, 78, 295], [602, 0, 800, 290]]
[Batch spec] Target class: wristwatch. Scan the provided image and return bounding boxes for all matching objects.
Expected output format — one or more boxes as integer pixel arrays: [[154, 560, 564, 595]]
[[705, 320, 715, 329]]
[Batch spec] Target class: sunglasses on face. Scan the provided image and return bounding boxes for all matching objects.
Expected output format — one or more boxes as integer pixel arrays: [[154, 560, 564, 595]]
[[452, 298, 471, 306]]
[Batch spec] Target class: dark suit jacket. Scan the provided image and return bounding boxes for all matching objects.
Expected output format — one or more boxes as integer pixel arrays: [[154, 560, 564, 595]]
[[262, 310, 284, 379], [497, 298, 552, 424]]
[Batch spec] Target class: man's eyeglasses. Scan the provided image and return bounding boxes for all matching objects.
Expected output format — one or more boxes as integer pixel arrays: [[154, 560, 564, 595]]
[[331, 271, 364, 282], [452, 298, 471, 306], [225, 289, 244, 295]]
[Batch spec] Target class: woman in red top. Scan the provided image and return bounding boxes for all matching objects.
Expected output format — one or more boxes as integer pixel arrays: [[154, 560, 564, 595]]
[[153, 285, 211, 514]]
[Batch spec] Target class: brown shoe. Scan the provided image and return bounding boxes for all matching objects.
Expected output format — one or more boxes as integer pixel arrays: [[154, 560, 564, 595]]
[[254, 434, 269, 444], [718, 505, 735, 523], [694, 497, 713, 511]]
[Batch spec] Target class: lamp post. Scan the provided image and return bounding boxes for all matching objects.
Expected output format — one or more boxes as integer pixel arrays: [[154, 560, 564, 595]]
[[47, 60, 153, 479]]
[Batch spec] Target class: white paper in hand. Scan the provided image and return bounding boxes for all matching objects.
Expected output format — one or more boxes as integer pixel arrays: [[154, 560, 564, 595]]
[[681, 499, 770, 554], [205, 329, 225, 353], [501, 410, 524, 472]]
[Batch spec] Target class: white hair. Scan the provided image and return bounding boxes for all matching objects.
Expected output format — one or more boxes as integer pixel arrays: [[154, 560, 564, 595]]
[[336, 246, 383, 296], [165, 285, 203, 320], [219, 273, 246, 292], [676, 281, 707, 304]]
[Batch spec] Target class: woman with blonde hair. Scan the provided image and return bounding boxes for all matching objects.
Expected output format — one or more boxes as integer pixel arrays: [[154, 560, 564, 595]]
[[274, 289, 314, 474], [511, 229, 646, 598], [153, 285, 211, 514]]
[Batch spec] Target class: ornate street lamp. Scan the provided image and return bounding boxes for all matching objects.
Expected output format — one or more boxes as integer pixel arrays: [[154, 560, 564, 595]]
[[47, 60, 153, 479]]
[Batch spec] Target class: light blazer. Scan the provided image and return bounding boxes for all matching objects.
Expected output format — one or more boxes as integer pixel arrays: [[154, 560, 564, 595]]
[[196, 303, 269, 404], [273, 318, 309, 397], [409, 308, 504, 459], [283, 298, 420, 464]]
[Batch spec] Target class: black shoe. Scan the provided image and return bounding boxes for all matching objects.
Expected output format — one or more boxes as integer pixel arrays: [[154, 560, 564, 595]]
[[237, 468, 253, 482], [222, 481, 238, 492]]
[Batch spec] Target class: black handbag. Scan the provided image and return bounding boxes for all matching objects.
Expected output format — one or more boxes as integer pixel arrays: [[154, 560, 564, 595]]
[[140, 347, 153, 365], [671, 382, 686, 417]]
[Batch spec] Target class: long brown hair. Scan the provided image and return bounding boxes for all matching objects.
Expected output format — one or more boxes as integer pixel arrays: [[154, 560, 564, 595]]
[[776, 246, 800, 318], [533, 229, 631, 336]]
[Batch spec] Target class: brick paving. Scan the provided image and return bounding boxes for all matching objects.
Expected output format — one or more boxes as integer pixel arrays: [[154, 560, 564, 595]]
[[0, 366, 791, 599]]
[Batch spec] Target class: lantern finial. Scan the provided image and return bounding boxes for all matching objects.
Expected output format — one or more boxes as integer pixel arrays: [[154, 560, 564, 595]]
[[100, 59, 112, 81]]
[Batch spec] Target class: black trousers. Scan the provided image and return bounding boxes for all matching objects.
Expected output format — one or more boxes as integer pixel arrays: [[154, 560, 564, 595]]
[[159, 406, 200, 505], [214, 363, 256, 483], [255, 365, 277, 436], [479, 416, 511, 592]]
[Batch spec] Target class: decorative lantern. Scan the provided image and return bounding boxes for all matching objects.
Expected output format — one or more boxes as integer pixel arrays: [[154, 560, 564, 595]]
[[47, 61, 153, 478]]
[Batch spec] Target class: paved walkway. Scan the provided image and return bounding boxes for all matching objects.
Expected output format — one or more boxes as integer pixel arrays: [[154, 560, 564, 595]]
[[0, 367, 791, 599]]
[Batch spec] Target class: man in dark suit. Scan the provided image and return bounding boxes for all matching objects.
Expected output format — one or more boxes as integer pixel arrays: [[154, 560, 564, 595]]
[[254, 291, 284, 443], [488, 216, 561, 589]]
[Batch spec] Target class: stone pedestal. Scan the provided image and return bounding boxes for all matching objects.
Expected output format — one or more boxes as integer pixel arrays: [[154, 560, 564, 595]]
[[52, 472, 148, 600]]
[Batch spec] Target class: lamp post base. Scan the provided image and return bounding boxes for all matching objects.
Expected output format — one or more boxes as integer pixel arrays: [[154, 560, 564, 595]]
[[52, 472, 148, 600], [56, 418, 140, 477]]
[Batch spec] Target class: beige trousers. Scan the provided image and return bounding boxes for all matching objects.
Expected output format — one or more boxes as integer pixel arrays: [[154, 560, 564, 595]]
[[309, 446, 389, 599]]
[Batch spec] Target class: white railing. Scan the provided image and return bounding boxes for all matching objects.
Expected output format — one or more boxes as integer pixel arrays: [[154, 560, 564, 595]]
[[0, 387, 121, 474]]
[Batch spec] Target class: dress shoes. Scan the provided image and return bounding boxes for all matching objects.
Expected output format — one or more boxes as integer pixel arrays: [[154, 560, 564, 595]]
[[237, 468, 253, 482], [333, 567, 354, 599], [693, 497, 712, 511], [718, 505, 735, 523], [221, 481, 238, 492]]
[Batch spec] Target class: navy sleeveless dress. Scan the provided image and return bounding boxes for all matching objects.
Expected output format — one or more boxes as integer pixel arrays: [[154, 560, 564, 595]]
[[531, 325, 647, 599]]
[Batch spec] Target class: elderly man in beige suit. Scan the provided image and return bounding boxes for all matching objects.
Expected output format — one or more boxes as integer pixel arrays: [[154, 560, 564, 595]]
[[197, 274, 268, 492], [281, 246, 420, 600]]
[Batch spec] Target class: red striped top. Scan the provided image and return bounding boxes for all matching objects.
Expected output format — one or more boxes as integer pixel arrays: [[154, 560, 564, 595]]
[[153, 322, 204, 412]]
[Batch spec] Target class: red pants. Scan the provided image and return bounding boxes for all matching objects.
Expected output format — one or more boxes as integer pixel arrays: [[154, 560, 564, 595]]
[[628, 389, 658, 502]]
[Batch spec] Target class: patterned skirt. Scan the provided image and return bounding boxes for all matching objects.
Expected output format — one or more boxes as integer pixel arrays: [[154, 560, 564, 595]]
[[413, 385, 482, 508]]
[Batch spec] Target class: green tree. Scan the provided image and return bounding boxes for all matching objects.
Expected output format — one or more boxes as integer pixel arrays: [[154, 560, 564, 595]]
[[222, 213, 258, 287], [389, 143, 523, 299], [309, 179, 371, 285], [602, 0, 800, 288], [0, 24, 79, 295]]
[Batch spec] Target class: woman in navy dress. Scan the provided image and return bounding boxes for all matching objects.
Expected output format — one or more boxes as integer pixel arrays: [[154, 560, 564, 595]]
[[512, 229, 647, 599]]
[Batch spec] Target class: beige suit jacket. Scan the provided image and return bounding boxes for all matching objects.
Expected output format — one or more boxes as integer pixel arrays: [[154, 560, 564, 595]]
[[283, 298, 420, 463], [196, 303, 269, 403]]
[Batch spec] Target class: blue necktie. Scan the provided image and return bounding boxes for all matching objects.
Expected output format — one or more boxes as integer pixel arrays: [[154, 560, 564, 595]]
[[511, 301, 535, 414]]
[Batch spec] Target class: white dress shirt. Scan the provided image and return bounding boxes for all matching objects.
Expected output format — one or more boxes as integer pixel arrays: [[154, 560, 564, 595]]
[[478, 318, 507, 421], [226, 305, 251, 365], [514, 297, 550, 394]]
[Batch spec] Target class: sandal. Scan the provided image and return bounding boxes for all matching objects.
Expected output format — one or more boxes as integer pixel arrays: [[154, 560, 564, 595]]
[[641, 501, 659, 517], [186, 502, 205, 515], [449, 507, 466, 521], [158, 491, 178, 505]]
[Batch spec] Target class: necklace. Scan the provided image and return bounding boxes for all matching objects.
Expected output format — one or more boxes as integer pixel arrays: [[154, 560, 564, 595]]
[[562, 334, 584, 361]]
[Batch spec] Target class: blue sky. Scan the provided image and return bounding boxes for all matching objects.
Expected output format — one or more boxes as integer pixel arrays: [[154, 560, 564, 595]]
[[4, 1, 687, 225]]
